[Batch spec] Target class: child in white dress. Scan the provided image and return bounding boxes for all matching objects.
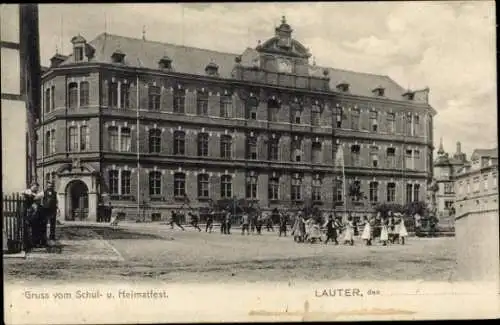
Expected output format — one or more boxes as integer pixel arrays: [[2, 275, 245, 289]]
[[343, 216, 355, 246], [361, 215, 372, 245], [380, 218, 389, 246], [398, 216, 408, 245]]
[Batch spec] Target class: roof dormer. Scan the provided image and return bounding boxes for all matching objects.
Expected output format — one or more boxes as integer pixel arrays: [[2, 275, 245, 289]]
[[158, 55, 172, 71], [336, 81, 350, 92], [50, 53, 68, 68], [402, 90, 415, 100], [372, 85, 385, 97], [111, 49, 125, 64], [70, 34, 87, 63], [205, 61, 219, 76]]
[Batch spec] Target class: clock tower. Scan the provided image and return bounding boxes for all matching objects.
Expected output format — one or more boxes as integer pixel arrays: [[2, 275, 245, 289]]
[[256, 16, 312, 76]]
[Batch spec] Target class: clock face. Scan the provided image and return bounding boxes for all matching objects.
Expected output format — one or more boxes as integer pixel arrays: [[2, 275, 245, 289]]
[[278, 58, 292, 73]]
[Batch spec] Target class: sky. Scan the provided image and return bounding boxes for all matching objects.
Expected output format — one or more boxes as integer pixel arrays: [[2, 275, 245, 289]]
[[37, 2, 497, 158]]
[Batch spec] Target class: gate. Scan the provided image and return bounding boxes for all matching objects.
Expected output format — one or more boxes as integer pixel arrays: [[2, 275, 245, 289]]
[[3, 193, 26, 253]]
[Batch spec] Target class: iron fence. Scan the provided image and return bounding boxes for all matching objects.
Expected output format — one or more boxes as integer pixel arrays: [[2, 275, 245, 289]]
[[3, 193, 26, 253]]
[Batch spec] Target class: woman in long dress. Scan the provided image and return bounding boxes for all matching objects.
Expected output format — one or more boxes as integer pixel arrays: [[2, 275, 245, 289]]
[[398, 216, 408, 245], [380, 217, 389, 246], [343, 216, 355, 246], [361, 215, 372, 245]]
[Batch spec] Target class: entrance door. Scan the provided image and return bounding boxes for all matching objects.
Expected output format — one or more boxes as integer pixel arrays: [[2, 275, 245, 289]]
[[66, 180, 89, 221]]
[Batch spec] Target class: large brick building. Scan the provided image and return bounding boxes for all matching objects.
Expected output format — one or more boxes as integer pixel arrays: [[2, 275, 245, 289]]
[[36, 17, 436, 221]]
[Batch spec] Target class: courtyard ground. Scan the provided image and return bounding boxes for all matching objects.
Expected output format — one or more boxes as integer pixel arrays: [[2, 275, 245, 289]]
[[3, 222, 458, 283]]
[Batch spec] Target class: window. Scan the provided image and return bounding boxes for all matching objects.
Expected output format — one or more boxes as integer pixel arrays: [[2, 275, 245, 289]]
[[335, 179, 343, 202], [108, 81, 118, 108], [149, 171, 162, 196], [148, 85, 161, 111], [268, 138, 279, 161], [80, 81, 89, 107], [406, 114, 413, 136], [311, 104, 321, 126], [387, 113, 395, 134], [246, 174, 258, 199], [336, 107, 343, 128], [197, 90, 208, 116], [351, 108, 360, 130], [108, 170, 119, 195], [292, 109, 301, 124], [370, 109, 378, 132], [50, 130, 56, 154], [45, 88, 51, 113], [121, 170, 131, 195], [406, 184, 413, 204], [473, 177, 480, 192], [51, 86, 55, 110], [149, 129, 161, 153], [413, 184, 420, 201], [386, 147, 396, 169], [292, 138, 302, 162], [414, 150, 420, 169], [68, 126, 78, 152], [387, 182, 396, 202], [45, 173, 51, 187], [173, 87, 185, 113], [80, 126, 89, 151], [247, 97, 258, 120], [312, 142, 322, 164], [369, 182, 379, 202], [351, 180, 361, 201], [444, 182, 454, 194], [221, 175, 232, 198], [414, 115, 420, 136], [121, 128, 131, 152], [247, 136, 257, 160], [198, 133, 209, 157], [74, 47, 84, 61], [370, 146, 379, 168], [493, 173, 497, 189], [173, 131, 185, 155], [109, 127, 119, 151], [121, 83, 130, 109], [268, 177, 279, 200], [268, 103, 279, 122], [68, 82, 78, 109], [45, 131, 51, 155], [405, 149, 413, 169], [197, 174, 209, 198], [466, 181, 471, 193], [220, 95, 232, 118], [174, 173, 186, 197], [291, 177, 302, 201], [351, 145, 361, 167], [312, 179, 322, 202], [220, 135, 232, 159]]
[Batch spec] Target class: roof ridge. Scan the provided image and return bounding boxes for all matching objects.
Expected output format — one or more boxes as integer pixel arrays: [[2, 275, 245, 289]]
[[91, 32, 240, 57]]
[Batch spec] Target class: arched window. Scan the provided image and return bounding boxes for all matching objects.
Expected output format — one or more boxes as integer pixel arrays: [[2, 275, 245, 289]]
[[197, 174, 209, 198], [149, 129, 162, 153], [387, 182, 396, 202], [68, 126, 78, 152], [197, 89, 208, 116], [267, 98, 280, 122], [174, 173, 186, 197], [221, 175, 232, 198], [312, 141, 322, 164], [80, 81, 89, 107], [149, 171, 162, 196], [291, 176, 302, 201], [246, 97, 258, 120], [148, 85, 161, 111], [245, 173, 258, 199], [80, 125, 89, 151], [68, 82, 78, 109], [311, 103, 321, 126], [173, 131, 185, 155], [268, 136, 279, 161], [312, 178, 322, 202], [121, 127, 131, 152], [335, 179, 343, 202], [369, 181, 379, 202], [220, 135, 232, 159], [220, 94, 232, 118], [246, 135, 257, 160], [198, 133, 209, 157], [268, 175, 280, 201], [173, 86, 185, 113], [108, 170, 119, 195]]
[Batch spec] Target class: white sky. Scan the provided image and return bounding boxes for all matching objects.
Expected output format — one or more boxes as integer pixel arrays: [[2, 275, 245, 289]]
[[38, 2, 497, 158]]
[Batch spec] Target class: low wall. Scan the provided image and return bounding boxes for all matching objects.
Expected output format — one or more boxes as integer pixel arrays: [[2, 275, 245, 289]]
[[455, 209, 499, 281]]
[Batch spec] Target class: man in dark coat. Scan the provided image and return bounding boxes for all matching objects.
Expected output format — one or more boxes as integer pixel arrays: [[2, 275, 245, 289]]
[[324, 215, 338, 245], [42, 181, 59, 243]]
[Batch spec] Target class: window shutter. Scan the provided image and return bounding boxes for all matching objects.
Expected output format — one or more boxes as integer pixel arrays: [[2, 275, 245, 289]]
[[278, 104, 290, 123], [207, 92, 219, 117], [187, 131, 197, 157], [321, 106, 332, 127], [129, 82, 137, 110], [140, 84, 148, 110], [101, 79, 108, 107], [138, 124, 147, 153], [256, 99, 267, 121], [345, 108, 352, 129], [396, 147, 403, 170], [302, 106, 311, 125], [130, 126, 137, 152], [280, 136, 290, 162], [130, 169, 138, 201], [396, 113, 403, 134], [380, 145, 387, 168], [164, 129, 173, 155], [258, 174, 267, 205], [165, 172, 174, 201], [258, 134, 267, 160], [210, 174, 220, 200], [303, 138, 312, 163], [361, 109, 369, 130], [280, 174, 291, 201], [323, 139, 333, 164], [161, 87, 173, 113], [139, 169, 149, 201], [362, 144, 370, 167], [235, 133, 246, 159], [233, 93, 244, 119], [185, 90, 196, 115]]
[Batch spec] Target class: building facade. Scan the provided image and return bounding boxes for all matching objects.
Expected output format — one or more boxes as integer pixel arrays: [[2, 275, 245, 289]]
[[1, 4, 40, 194], [432, 139, 468, 228], [454, 148, 498, 281], [36, 18, 436, 221]]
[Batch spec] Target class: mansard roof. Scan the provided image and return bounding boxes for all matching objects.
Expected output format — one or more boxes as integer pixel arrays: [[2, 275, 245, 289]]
[[58, 32, 417, 102]]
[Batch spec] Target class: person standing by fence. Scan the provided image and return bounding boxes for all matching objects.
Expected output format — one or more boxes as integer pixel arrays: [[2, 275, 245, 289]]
[[22, 182, 44, 250], [42, 181, 58, 243]]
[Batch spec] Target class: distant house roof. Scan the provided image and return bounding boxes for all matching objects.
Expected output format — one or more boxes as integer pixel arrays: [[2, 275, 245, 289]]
[[58, 33, 417, 102], [471, 148, 498, 160]]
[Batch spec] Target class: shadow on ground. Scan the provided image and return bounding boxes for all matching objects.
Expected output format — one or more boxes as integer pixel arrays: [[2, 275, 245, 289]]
[[59, 225, 165, 240]]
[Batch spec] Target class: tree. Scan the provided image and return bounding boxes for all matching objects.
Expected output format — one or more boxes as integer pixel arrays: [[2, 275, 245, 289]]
[[405, 201, 427, 217], [374, 203, 405, 218]]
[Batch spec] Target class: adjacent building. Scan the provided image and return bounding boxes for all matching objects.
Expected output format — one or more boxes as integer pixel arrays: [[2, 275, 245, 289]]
[[1, 4, 40, 194], [432, 139, 468, 228], [36, 17, 436, 221], [454, 148, 498, 281]]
